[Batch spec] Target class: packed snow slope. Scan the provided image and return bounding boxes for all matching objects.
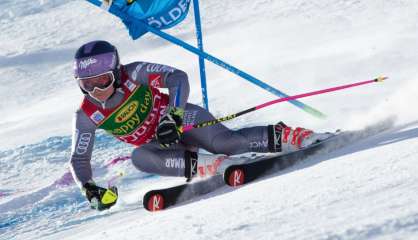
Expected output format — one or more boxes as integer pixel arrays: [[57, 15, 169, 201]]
[[1, 0, 418, 239]]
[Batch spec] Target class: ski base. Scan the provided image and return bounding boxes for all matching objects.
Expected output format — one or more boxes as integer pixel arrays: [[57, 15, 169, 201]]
[[143, 175, 224, 211]]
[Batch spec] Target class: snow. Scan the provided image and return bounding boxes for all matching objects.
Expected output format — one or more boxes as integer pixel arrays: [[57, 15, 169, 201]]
[[1, 0, 418, 239]]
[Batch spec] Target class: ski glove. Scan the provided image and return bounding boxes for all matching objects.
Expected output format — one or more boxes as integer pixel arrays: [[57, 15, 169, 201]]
[[156, 107, 184, 148], [83, 181, 118, 211]]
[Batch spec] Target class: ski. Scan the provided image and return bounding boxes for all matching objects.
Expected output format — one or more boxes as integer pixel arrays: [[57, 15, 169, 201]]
[[142, 121, 392, 211], [223, 132, 345, 187], [143, 175, 225, 211], [142, 133, 342, 211]]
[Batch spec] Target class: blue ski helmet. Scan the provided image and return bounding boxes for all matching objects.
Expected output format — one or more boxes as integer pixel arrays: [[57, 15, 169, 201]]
[[74, 40, 121, 93]]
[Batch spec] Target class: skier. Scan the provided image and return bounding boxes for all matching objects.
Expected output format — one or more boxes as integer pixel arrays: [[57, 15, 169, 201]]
[[70, 40, 332, 211]]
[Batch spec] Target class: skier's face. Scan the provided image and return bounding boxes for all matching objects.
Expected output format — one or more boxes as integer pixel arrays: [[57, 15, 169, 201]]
[[88, 84, 115, 102], [78, 71, 116, 102]]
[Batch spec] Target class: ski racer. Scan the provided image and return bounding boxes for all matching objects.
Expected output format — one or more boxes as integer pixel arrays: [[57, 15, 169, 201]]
[[70, 40, 332, 211]]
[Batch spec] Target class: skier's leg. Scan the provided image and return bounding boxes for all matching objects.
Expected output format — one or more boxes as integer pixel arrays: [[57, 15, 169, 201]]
[[182, 103, 333, 155], [181, 104, 270, 155], [132, 104, 332, 179], [131, 141, 197, 177], [130, 103, 268, 179]]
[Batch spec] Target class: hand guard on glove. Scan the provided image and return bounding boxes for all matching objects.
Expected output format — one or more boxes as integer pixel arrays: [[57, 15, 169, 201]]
[[83, 181, 118, 211], [156, 107, 184, 148]]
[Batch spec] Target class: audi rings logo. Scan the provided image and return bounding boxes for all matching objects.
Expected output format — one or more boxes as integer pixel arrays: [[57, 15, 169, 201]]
[[76, 132, 92, 155]]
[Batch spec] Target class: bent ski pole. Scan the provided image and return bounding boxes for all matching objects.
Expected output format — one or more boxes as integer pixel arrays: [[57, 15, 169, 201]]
[[181, 76, 387, 132], [143, 23, 326, 118]]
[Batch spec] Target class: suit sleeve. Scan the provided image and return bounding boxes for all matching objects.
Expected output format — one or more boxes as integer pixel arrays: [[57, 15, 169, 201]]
[[69, 109, 97, 188], [125, 62, 190, 109]]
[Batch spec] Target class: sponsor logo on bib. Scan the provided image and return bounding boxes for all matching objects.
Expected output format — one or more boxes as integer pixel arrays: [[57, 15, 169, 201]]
[[115, 101, 139, 123]]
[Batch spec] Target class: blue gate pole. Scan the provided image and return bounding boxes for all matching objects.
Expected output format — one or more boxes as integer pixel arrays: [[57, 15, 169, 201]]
[[85, 0, 325, 118], [192, 0, 209, 110], [145, 24, 326, 118]]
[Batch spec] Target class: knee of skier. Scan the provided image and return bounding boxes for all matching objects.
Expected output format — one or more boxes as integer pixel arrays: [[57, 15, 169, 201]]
[[131, 147, 154, 173], [211, 132, 244, 155]]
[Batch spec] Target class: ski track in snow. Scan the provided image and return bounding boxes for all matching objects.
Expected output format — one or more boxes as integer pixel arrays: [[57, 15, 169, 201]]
[[1, 0, 418, 240]]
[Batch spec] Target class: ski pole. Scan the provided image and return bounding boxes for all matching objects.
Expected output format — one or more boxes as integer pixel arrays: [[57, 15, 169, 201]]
[[181, 76, 387, 132], [107, 171, 125, 188], [105, 156, 131, 167]]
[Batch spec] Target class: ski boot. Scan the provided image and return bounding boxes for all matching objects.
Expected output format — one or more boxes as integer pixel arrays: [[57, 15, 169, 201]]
[[184, 151, 239, 181], [268, 122, 334, 153]]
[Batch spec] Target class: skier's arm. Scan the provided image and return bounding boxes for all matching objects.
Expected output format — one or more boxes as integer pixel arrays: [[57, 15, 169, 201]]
[[126, 62, 190, 109], [69, 110, 118, 211], [69, 109, 96, 189]]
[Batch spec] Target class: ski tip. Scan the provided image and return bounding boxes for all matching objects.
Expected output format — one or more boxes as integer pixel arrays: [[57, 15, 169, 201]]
[[375, 76, 388, 82], [144, 192, 165, 212], [224, 167, 245, 187]]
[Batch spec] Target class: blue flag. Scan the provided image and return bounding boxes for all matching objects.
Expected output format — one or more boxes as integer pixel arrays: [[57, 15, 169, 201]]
[[108, 0, 192, 39]]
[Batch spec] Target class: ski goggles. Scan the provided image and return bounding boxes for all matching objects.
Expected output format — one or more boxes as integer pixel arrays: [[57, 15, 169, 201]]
[[77, 71, 115, 92]]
